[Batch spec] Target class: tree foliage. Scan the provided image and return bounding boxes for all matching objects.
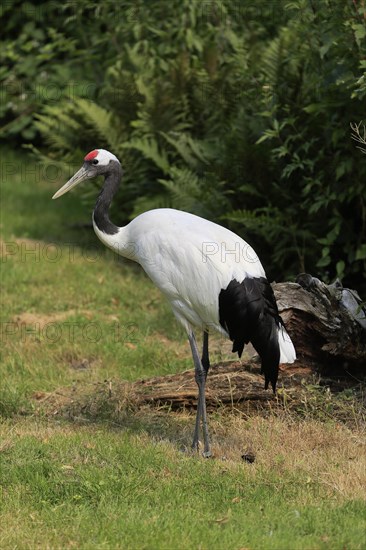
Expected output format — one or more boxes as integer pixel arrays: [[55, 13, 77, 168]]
[[1, 0, 365, 292]]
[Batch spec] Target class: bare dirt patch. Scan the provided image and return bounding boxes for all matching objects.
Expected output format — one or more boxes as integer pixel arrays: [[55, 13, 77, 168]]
[[11, 309, 123, 329], [12, 310, 94, 329], [0, 237, 42, 256]]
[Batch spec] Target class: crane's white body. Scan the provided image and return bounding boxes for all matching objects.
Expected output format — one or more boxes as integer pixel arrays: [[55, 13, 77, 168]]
[[93, 208, 295, 363], [53, 148, 296, 455]]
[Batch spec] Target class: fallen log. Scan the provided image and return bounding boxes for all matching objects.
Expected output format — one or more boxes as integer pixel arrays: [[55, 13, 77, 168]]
[[275, 275, 366, 370], [138, 275, 365, 408]]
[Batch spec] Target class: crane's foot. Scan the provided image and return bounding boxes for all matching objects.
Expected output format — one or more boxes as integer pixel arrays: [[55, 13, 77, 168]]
[[202, 449, 212, 458], [191, 439, 212, 458], [191, 408, 212, 457]]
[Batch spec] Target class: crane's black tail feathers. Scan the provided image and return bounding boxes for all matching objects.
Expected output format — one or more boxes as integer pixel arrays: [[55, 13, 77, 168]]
[[219, 277, 282, 392]]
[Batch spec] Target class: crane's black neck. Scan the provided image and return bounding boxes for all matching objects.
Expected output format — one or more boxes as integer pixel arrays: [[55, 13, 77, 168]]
[[93, 161, 123, 235]]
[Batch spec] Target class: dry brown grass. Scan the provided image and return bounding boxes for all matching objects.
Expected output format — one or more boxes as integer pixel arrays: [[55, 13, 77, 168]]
[[31, 373, 366, 503], [207, 413, 366, 500]]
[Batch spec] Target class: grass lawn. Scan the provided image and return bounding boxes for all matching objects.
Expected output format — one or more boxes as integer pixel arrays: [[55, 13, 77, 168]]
[[1, 148, 365, 549]]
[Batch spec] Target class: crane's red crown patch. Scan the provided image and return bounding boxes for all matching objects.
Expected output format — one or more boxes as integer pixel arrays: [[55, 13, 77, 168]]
[[84, 150, 99, 161]]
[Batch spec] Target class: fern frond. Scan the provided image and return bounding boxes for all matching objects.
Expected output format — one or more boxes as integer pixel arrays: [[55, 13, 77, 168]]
[[158, 166, 212, 214], [75, 98, 120, 151], [122, 137, 170, 173], [160, 132, 211, 168]]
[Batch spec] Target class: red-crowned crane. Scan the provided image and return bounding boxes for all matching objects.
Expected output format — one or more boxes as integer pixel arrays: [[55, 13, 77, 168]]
[[53, 149, 296, 457]]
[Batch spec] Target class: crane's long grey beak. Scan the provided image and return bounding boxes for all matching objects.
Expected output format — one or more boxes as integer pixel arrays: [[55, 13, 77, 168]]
[[52, 166, 91, 199]]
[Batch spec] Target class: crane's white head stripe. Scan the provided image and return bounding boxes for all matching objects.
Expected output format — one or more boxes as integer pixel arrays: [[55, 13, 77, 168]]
[[85, 149, 120, 166]]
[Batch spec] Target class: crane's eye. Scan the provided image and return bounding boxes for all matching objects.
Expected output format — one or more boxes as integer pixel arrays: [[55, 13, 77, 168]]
[[92, 159, 99, 165]]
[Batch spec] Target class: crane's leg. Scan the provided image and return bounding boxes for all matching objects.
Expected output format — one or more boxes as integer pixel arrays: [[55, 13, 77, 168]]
[[192, 331, 210, 450], [202, 330, 210, 376], [188, 331, 211, 457]]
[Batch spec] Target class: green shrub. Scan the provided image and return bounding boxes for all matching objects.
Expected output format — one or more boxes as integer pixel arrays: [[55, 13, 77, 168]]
[[2, 1, 365, 292]]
